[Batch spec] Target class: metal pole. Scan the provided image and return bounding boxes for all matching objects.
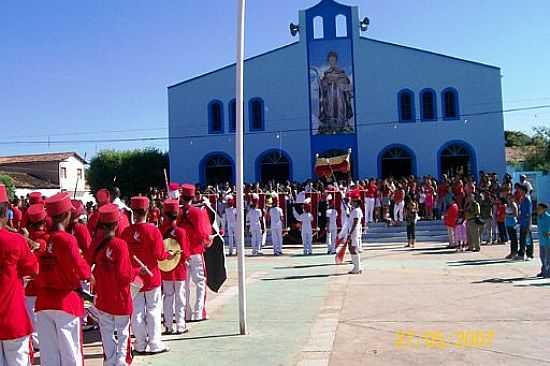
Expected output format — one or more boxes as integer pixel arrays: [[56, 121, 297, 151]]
[[235, 0, 248, 336]]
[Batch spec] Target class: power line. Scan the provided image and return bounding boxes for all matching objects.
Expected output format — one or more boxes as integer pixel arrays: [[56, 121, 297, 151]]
[[0, 104, 548, 146]]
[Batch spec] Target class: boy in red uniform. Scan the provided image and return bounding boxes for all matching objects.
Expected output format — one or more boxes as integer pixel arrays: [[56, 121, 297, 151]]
[[0, 185, 38, 366], [178, 184, 211, 322], [121, 196, 169, 355], [24, 204, 49, 351], [160, 200, 191, 335], [35, 192, 91, 366], [89, 204, 136, 365]]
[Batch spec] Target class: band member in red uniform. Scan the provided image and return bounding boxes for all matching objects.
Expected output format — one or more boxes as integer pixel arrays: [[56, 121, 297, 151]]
[[24, 204, 49, 351], [21, 192, 51, 231], [178, 184, 211, 322], [121, 196, 170, 355], [88, 204, 136, 365], [35, 192, 91, 366], [89, 189, 129, 242], [69, 200, 92, 256], [0, 185, 38, 366], [161, 200, 191, 334]]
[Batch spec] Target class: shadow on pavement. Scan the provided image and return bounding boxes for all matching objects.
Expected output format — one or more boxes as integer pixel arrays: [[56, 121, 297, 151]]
[[414, 249, 459, 255], [472, 276, 539, 284], [447, 259, 514, 266], [162, 333, 241, 342], [273, 263, 343, 270], [261, 273, 349, 281]]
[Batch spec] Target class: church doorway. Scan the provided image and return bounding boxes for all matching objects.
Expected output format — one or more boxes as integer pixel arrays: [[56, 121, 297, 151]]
[[379, 145, 415, 178], [257, 150, 291, 184], [201, 153, 234, 186], [439, 142, 475, 178]]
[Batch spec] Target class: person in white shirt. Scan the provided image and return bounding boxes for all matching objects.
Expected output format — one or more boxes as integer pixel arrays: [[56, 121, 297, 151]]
[[293, 198, 314, 255], [268, 195, 285, 256], [338, 195, 351, 243], [347, 191, 364, 274], [325, 195, 338, 254], [246, 196, 264, 255], [223, 195, 237, 256]]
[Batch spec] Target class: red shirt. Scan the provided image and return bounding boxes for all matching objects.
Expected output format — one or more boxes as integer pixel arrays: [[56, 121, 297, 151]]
[[121, 223, 168, 292], [25, 229, 49, 297], [445, 203, 459, 228], [72, 222, 92, 257], [366, 184, 377, 198], [35, 231, 91, 317], [89, 237, 135, 315], [160, 222, 191, 281], [11, 206, 22, 230], [0, 228, 37, 340], [178, 206, 211, 255], [394, 189, 405, 203], [496, 204, 506, 223], [148, 207, 161, 226]]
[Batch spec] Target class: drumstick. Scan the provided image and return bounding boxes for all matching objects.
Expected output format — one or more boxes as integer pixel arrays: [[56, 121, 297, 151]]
[[132, 255, 153, 277]]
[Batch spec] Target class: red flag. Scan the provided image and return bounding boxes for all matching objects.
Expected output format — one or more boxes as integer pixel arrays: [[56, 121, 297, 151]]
[[335, 237, 348, 264]]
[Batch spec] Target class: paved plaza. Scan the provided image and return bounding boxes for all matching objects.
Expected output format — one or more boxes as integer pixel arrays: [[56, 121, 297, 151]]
[[71, 241, 549, 366]]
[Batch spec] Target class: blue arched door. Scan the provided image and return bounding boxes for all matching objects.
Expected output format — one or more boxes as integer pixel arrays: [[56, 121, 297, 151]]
[[201, 153, 234, 186], [439, 142, 475, 178], [379, 145, 416, 178]]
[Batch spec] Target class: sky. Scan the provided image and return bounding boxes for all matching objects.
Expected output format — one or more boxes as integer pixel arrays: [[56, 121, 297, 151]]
[[1, 0, 549, 159]]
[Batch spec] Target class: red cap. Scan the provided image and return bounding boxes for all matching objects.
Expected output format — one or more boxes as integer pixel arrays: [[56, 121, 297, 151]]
[[29, 192, 43, 205], [168, 182, 179, 191], [179, 184, 195, 199], [27, 204, 47, 223], [130, 196, 149, 210], [349, 189, 361, 201], [96, 189, 111, 205], [98, 204, 120, 224], [0, 185, 8, 204], [45, 192, 73, 216], [163, 199, 180, 214], [71, 199, 86, 217]]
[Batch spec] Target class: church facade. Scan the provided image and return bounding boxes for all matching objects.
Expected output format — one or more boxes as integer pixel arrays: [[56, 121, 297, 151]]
[[168, 0, 505, 186]]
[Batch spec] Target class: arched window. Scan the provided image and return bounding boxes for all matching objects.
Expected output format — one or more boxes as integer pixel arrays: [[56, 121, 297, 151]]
[[248, 98, 265, 131], [313, 16, 324, 39], [208, 100, 224, 133], [378, 145, 416, 178], [335, 14, 347, 37], [438, 141, 475, 178], [200, 153, 234, 186], [398, 89, 415, 122], [228, 99, 236, 132], [420, 89, 437, 121], [256, 150, 292, 183], [442, 88, 459, 119]]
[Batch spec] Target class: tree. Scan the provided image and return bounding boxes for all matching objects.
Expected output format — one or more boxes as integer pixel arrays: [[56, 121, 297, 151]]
[[0, 175, 16, 201], [504, 130, 533, 147], [523, 127, 550, 172], [86, 148, 169, 198]]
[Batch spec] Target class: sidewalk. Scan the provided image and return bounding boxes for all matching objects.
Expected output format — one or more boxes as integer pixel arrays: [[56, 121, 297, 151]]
[[73, 241, 549, 366]]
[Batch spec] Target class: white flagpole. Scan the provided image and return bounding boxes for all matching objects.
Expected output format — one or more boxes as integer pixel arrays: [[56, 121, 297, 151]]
[[235, 0, 248, 336]]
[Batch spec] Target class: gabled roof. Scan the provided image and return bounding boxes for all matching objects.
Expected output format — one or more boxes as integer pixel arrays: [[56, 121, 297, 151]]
[[0, 170, 58, 189], [0, 152, 87, 165]]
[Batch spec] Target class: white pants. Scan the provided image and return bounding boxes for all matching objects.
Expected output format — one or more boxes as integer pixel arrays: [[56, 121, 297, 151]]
[[0, 336, 31, 366], [186, 254, 207, 321], [250, 229, 262, 254], [24, 296, 39, 350], [226, 226, 236, 254], [302, 230, 313, 254], [326, 227, 337, 253], [131, 287, 165, 353], [162, 280, 186, 332], [36, 310, 82, 366], [97, 309, 131, 366], [271, 227, 283, 254], [394, 201, 405, 222], [365, 198, 375, 223]]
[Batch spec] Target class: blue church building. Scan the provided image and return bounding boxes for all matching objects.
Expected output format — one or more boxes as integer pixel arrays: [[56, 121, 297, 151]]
[[168, 0, 506, 186]]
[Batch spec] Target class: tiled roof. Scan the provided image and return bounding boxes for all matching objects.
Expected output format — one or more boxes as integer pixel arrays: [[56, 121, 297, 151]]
[[0, 152, 86, 165], [505, 146, 537, 163], [0, 170, 58, 189]]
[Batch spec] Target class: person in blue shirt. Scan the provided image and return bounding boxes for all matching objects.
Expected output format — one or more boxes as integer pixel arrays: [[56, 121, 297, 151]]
[[515, 185, 533, 261], [536, 203, 550, 278]]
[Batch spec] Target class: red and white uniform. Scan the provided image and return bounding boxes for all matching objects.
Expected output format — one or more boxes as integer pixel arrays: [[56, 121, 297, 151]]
[[365, 182, 377, 223], [35, 230, 91, 366], [89, 234, 135, 366], [121, 222, 168, 353], [0, 228, 37, 366], [178, 205, 210, 321], [25, 229, 48, 351], [160, 221, 191, 333]]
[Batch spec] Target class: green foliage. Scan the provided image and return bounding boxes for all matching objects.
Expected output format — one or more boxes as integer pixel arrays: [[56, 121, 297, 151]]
[[523, 127, 550, 172], [0, 175, 16, 200], [86, 148, 169, 198], [504, 130, 533, 147]]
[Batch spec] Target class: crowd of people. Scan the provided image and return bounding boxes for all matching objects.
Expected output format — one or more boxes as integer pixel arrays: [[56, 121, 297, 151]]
[[1, 171, 549, 366]]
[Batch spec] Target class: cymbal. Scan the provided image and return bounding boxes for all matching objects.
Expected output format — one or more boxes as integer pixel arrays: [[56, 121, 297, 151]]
[[159, 238, 182, 272]]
